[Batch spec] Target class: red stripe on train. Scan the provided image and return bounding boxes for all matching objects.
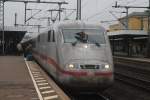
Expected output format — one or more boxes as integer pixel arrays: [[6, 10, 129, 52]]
[[47, 57, 87, 76], [32, 50, 112, 77], [95, 72, 113, 76], [33, 50, 87, 77]]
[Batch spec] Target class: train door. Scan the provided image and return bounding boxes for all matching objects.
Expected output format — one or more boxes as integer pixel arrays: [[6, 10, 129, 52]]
[[37, 35, 41, 61], [40, 34, 45, 65], [42, 33, 47, 66], [46, 30, 57, 77]]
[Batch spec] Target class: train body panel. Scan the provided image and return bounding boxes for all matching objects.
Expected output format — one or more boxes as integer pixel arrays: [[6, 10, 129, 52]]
[[24, 20, 114, 92]]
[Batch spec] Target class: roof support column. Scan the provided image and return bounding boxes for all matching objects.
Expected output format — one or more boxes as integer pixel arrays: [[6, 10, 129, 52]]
[[0, 0, 5, 55]]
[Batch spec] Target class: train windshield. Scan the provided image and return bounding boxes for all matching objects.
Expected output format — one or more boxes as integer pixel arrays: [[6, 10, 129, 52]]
[[62, 29, 106, 44]]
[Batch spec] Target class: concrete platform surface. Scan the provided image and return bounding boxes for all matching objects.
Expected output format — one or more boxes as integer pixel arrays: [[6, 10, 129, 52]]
[[0, 56, 38, 100]]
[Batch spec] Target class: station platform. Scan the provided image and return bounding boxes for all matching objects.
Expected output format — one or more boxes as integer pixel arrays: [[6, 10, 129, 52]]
[[0, 56, 38, 100], [0, 56, 70, 100]]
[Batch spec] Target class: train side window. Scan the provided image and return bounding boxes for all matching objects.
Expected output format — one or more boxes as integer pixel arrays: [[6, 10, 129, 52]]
[[38, 35, 40, 42], [52, 30, 55, 42], [48, 31, 51, 42]]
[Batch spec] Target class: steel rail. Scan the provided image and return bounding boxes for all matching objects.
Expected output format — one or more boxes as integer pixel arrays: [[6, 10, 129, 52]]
[[115, 72, 150, 91]]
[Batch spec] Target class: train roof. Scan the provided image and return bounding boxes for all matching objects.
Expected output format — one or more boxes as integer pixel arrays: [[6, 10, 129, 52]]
[[21, 32, 38, 44], [53, 20, 106, 31], [35, 20, 106, 36]]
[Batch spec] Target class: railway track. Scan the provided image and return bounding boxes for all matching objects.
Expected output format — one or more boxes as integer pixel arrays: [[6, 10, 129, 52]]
[[101, 57, 150, 100], [115, 61, 150, 73], [114, 57, 150, 91], [98, 93, 111, 100], [115, 63, 150, 82], [70, 93, 110, 100], [114, 57, 150, 71], [115, 72, 150, 91]]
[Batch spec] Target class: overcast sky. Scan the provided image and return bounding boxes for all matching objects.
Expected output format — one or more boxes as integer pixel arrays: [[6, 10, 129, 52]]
[[4, 0, 149, 30]]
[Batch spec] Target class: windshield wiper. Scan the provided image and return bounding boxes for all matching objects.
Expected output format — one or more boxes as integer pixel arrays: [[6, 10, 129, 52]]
[[95, 42, 101, 47], [88, 40, 101, 47], [72, 41, 77, 46]]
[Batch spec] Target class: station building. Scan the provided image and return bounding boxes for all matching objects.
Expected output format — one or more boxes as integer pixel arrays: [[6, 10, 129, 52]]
[[108, 11, 149, 57], [109, 11, 149, 31]]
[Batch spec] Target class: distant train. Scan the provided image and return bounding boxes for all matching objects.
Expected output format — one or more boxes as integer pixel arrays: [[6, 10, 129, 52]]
[[20, 21, 114, 92]]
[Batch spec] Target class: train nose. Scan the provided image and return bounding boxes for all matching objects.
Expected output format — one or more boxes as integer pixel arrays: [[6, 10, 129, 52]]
[[61, 44, 108, 63], [65, 59, 112, 71], [61, 74, 113, 92]]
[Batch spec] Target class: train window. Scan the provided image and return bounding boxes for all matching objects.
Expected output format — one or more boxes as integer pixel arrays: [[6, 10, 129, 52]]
[[48, 31, 51, 42], [63, 29, 106, 44], [38, 35, 40, 42], [52, 30, 55, 42]]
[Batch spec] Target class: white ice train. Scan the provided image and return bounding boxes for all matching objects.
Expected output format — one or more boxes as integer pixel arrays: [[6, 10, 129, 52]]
[[22, 21, 114, 92]]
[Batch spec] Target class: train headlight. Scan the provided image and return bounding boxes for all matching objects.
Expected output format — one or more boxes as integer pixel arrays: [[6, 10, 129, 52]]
[[66, 64, 75, 69], [84, 45, 88, 48], [68, 64, 74, 69], [101, 64, 110, 69], [105, 64, 110, 69], [66, 63, 79, 70]]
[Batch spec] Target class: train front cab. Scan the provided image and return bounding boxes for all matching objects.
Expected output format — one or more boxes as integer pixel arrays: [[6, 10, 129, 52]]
[[56, 27, 113, 92]]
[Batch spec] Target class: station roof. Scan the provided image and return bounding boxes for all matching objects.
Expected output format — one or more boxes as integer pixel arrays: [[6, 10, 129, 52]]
[[107, 30, 148, 39], [128, 12, 149, 17], [119, 11, 149, 20], [0, 26, 27, 32], [108, 30, 148, 36], [0, 26, 27, 45]]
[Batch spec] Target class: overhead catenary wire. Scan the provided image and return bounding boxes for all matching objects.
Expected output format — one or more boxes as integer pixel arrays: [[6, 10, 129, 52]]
[[81, 0, 89, 9], [126, 0, 137, 5], [31, 1, 64, 30], [86, 0, 135, 20], [86, 0, 148, 29], [93, 0, 146, 19], [86, 1, 115, 20], [64, 9, 76, 19], [27, 2, 58, 33]]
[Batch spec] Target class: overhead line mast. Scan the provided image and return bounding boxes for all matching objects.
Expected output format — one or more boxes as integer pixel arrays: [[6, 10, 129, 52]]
[[5, 0, 68, 24], [0, 0, 4, 54], [0, 0, 68, 54], [76, 0, 81, 20]]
